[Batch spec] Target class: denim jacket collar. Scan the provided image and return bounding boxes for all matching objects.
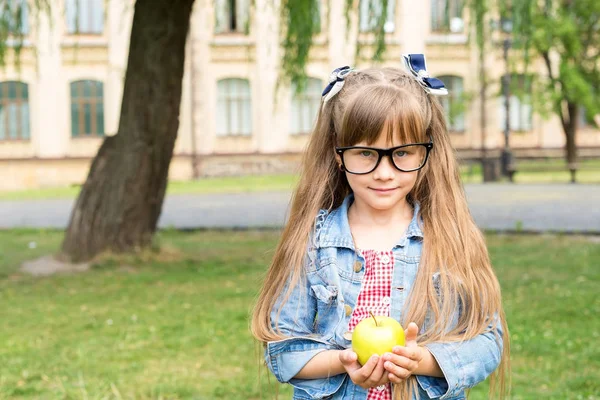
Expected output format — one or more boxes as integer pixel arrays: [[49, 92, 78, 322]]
[[316, 194, 424, 250]]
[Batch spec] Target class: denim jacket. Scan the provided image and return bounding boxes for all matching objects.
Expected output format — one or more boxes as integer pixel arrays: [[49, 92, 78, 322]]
[[265, 195, 503, 399]]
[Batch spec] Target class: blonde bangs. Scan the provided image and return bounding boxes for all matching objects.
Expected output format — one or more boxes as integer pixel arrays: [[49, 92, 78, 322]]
[[339, 84, 428, 147]]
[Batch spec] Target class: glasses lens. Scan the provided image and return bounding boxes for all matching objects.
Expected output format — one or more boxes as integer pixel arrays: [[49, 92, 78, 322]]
[[343, 148, 379, 173], [392, 145, 427, 171]]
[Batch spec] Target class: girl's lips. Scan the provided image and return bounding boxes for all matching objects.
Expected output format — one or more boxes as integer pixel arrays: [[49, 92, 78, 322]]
[[370, 187, 398, 193]]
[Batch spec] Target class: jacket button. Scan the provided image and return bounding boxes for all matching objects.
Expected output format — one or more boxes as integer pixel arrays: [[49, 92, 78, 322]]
[[345, 304, 353, 316], [353, 261, 363, 272], [343, 331, 353, 341]]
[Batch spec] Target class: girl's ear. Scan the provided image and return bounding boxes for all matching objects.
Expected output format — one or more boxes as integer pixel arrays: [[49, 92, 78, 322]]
[[334, 152, 343, 169]]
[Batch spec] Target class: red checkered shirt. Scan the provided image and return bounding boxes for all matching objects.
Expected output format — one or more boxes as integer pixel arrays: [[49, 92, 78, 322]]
[[348, 249, 395, 400]]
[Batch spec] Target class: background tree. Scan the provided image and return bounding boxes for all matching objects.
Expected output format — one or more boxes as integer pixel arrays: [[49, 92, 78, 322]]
[[61, 0, 196, 261], [469, 0, 600, 183]]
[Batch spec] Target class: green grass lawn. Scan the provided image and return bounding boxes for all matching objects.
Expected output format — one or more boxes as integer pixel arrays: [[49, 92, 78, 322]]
[[0, 174, 300, 201], [0, 230, 599, 399]]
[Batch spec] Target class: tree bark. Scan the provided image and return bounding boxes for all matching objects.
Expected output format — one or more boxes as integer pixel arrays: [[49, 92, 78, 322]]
[[61, 0, 196, 262], [565, 102, 578, 184]]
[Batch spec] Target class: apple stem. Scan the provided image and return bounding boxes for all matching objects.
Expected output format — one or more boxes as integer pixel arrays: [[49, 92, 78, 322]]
[[369, 311, 378, 327]]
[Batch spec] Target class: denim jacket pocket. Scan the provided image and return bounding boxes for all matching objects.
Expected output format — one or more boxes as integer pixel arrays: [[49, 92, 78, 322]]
[[311, 285, 338, 304], [310, 285, 342, 336]]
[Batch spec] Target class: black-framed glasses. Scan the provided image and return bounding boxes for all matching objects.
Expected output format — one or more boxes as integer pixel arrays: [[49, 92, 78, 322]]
[[335, 141, 434, 175]]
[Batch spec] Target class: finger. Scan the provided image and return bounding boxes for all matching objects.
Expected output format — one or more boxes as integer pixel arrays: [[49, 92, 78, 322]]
[[384, 359, 412, 381], [405, 322, 419, 347], [384, 353, 420, 373], [339, 350, 361, 373], [392, 345, 423, 363], [354, 354, 380, 382], [388, 372, 404, 384], [366, 355, 387, 385]]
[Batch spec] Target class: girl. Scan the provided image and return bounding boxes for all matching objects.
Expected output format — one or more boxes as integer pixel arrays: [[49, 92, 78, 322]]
[[251, 54, 510, 400]]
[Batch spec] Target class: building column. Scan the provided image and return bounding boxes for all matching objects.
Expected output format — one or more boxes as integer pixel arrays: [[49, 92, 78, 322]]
[[329, 0, 358, 67], [254, 0, 282, 153], [106, 0, 134, 136], [400, 1, 427, 54], [192, 0, 215, 156], [34, 3, 68, 158]]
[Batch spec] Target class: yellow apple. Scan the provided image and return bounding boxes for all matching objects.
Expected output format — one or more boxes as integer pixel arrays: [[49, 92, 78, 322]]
[[352, 312, 405, 366]]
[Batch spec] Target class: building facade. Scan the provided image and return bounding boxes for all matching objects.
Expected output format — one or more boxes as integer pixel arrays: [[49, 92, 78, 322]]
[[0, 0, 598, 189]]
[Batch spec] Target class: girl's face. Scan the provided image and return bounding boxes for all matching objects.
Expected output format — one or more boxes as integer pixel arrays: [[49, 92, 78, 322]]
[[337, 131, 420, 213]]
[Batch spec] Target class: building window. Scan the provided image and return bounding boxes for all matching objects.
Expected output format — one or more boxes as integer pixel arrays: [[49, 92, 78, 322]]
[[0, 81, 30, 140], [499, 74, 533, 132], [216, 78, 252, 136], [438, 75, 465, 132], [1, 0, 29, 35], [66, 0, 104, 34], [290, 78, 322, 135], [359, 0, 395, 33], [431, 0, 464, 33], [70, 80, 104, 137], [215, 0, 250, 34], [313, 0, 322, 34], [578, 107, 597, 128]]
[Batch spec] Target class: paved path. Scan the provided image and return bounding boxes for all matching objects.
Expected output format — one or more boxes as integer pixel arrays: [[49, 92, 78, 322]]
[[0, 184, 598, 233]]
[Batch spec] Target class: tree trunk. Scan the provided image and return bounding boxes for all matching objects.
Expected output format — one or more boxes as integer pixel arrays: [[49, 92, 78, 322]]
[[564, 102, 578, 184], [61, 0, 196, 262]]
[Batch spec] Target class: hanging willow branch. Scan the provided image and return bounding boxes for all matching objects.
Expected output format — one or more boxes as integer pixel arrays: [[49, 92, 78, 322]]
[[281, 0, 391, 91], [280, 0, 320, 93], [354, 0, 389, 62], [0, 0, 52, 69], [371, 0, 389, 62]]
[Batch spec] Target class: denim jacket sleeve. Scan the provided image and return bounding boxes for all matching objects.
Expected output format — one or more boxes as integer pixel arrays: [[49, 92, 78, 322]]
[[415, 319, 504, 399], [264, 249, 346, 399]]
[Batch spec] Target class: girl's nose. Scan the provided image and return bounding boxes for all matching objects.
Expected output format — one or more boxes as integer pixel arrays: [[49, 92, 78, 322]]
[[373, 155, 396, 180]]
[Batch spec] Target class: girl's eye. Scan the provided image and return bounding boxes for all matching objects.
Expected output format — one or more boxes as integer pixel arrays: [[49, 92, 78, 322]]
[[394, 151, 407, 157], [360, 150, 376, 157]]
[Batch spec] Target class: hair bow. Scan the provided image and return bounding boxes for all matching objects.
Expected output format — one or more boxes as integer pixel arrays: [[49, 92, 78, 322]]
[[402, 54, 448, 96], [322, 66, 353, 103]]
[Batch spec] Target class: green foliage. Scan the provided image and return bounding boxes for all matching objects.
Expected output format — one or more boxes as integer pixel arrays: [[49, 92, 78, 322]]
[[467, 0, 489, 54], [354, 0, 390, 62], [471, 0, 600, 125], [0, 0, 51, 69], [521, 0, 600, 120], [0, 0, 27, 67], [280, 0, 321, 93], [369, 0, 390, 62]]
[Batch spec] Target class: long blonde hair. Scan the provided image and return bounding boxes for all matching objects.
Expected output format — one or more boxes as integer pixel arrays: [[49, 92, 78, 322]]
[[251, 67, 510, 398]]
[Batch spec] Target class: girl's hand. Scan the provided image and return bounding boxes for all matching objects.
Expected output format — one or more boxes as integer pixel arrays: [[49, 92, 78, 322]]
[[382, 322, 425, 383], [339, 349, 390, 389]]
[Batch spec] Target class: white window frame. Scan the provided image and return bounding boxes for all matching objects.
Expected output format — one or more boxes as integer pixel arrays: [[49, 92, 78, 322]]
[[438, 75, 465, 132], [214, 0, 250, 34], [66, 0, 104, 35], [1, 0, 29, 35], [359, 0, 396, 33], [216, 78, 252, 136], [498, 74, 533, 132], [431, 0, 464, 33], [290, 78, 322, 135], [0, 81, 30, 140]]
